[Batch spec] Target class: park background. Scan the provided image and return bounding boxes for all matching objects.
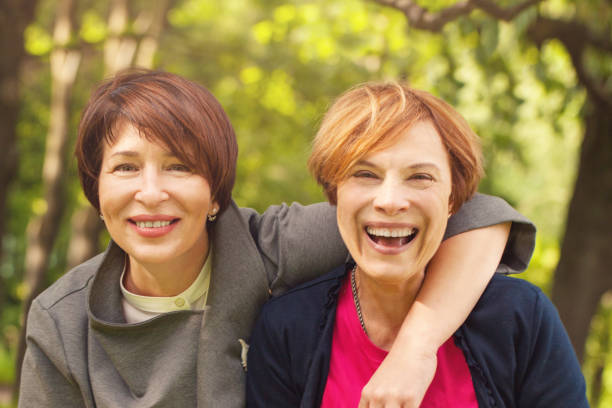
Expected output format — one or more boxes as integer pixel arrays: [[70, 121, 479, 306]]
[[0, 0, 610, 405]]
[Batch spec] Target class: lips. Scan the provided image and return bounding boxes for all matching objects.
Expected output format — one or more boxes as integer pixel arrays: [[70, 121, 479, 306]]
[[134, 220, 173, 228], [366, 225, 418, 248], [128, 215, 180, 238]]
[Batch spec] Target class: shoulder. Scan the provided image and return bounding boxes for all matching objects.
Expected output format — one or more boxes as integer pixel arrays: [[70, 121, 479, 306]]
[[472, 275, 587, 406], [255, 266, 345, 332], [237, 201, 335, 233], [466, 274, 562, 347], [465, 275, 551, 338], [24, 253, 105, 363], [34, 251, 103, 311], [26, 252, 103, 349], [264, 266, 345, 310], [480, 274, 543, 306], [249, 265, 345, 378], [218, 200, 335, 248]]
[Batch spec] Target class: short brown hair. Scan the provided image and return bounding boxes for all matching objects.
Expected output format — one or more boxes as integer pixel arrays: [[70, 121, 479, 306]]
[[75, 69, 238, 213], [308, 82, 483, 213]]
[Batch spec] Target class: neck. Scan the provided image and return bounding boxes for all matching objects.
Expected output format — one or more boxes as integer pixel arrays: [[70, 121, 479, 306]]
[[125, 249, 208, 297], [354, 265, 425, 350]]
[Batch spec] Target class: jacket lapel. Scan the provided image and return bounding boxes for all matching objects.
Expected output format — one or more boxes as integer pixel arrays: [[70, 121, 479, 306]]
[[197, 200, 270, 407]]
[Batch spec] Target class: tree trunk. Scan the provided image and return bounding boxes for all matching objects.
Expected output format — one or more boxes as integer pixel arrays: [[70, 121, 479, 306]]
[[104, 0, 138, 75], [65, 206, 105, 269], [66, 0, 172, 268], [551, 99, 612, 362], [13, 0, 81, 395], [0, 0, 39, 305], [133, 0, 171, 68]]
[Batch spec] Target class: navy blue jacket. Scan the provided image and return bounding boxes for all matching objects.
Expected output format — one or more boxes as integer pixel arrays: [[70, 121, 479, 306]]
[[246, 266, 588, 407]]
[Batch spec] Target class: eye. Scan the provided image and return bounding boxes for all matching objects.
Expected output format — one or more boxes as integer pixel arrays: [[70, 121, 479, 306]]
[[113, 163, 138, 172], [411, 173, 433, 181], [407, 173, 434, 188], [167, 163, 192, 172], [353, 170, 378, 179]]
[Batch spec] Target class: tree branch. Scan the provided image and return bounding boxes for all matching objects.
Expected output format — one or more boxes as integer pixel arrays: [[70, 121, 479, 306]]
[[370, 0, 542, 31], [473, 0, 542, 21], [586, 29, 612, 54], [527, 16, 612, 108], [371, 1, 612, 108], [528, 16, 612, 53]]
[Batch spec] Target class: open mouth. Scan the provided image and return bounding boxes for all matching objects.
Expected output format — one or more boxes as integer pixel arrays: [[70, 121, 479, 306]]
[[129, 219, 179, 229], [366, 226, 418, 248]]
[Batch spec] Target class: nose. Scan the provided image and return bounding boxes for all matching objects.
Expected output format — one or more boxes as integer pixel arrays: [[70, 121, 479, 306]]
[[373, 178, 409, 215], [134, 167, 169, 207]]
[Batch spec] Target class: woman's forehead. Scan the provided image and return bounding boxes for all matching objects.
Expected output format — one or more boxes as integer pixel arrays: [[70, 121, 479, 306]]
[[103, 123, 186, 159]]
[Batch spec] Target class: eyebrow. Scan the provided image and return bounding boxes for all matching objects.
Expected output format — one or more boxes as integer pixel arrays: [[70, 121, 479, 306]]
[[355, 159, 442, 172], [109, 150, 175, 158], [109, 150, 138, 158]]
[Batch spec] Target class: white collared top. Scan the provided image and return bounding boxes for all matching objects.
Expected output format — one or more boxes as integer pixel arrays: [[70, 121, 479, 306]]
[[120, 249, 212, 323]]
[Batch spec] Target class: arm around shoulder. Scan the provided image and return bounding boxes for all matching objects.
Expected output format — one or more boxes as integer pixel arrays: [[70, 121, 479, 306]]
[[247, 202, 347, 294], [18, 300, 85, 408], [445, 192, 536, 273]]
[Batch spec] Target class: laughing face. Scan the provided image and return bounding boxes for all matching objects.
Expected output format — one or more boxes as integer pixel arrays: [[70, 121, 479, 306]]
[[98, 123, 217, 280], [336, 120, 452, 286]]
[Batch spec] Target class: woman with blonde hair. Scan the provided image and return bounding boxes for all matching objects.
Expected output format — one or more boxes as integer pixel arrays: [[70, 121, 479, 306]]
[[247, 82, 586, 407]]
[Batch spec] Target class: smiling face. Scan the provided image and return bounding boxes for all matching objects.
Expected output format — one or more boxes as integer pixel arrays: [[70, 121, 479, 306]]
[[98, 123, 217, 279], [336, 120, 452, 285]]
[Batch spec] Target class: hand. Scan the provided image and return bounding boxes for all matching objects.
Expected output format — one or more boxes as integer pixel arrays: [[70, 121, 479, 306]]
[[359, 347, 437, 408]]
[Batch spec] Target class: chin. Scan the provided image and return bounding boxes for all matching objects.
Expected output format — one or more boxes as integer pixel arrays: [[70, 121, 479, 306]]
[[360, 259, 423, 285], [127, 246, 178, 265]]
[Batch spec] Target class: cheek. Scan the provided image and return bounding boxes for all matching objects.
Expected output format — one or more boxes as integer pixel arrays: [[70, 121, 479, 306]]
[[335, 204, 361, 252], [97, 180, 112, 214], [98, 183, 124, 212], [421, 199, 450, 251], [335, 183, 370, 239]]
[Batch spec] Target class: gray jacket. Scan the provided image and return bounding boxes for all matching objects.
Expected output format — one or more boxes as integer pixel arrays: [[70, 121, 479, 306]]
[[18, 195, 534, 407]]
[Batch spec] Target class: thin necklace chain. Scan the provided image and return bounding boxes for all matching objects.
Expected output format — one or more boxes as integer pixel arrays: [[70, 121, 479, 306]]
[[351, 265, 368, 336]]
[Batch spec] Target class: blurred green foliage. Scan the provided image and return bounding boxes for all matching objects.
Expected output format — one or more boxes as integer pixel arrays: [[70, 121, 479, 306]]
[[1, 0, 608, 405]]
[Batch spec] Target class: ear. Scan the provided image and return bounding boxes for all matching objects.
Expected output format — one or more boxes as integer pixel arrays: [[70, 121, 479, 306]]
[[210, 200, 220, 216]]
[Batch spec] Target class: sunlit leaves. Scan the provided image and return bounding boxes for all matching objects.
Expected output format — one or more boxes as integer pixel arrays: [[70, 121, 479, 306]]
[[253, 21, 274, 44], [511, 6, 538, 36], [80, 10, 106, 43], [167, 0, 220, 26], [24, 24, 53, 56], [261, 70, 297, 116], [480, 21, 499, 58], [519, 236, 559, 294], [274, 4, 297, 24], [240, 66, 263, 85], [541, 40, 576, 88]]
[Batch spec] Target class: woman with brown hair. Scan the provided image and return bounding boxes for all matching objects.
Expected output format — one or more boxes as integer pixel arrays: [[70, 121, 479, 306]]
[[246, 82, 586, 407], [19, 71, 534, 407]]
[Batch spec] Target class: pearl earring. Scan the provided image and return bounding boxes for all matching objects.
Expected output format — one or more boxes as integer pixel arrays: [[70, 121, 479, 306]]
[[207, 207, 218, 222]]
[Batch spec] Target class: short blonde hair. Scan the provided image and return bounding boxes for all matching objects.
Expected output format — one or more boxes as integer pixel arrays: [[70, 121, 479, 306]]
[[308, 82, 483, 213]]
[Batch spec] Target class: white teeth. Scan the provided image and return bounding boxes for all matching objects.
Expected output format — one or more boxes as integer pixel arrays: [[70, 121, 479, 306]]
[[366, 226, 415, 238], [136, 220, 172, 228]]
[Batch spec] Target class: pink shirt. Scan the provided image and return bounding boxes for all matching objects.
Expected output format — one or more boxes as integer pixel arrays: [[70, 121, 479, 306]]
[[321, 277, 478, 408]]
